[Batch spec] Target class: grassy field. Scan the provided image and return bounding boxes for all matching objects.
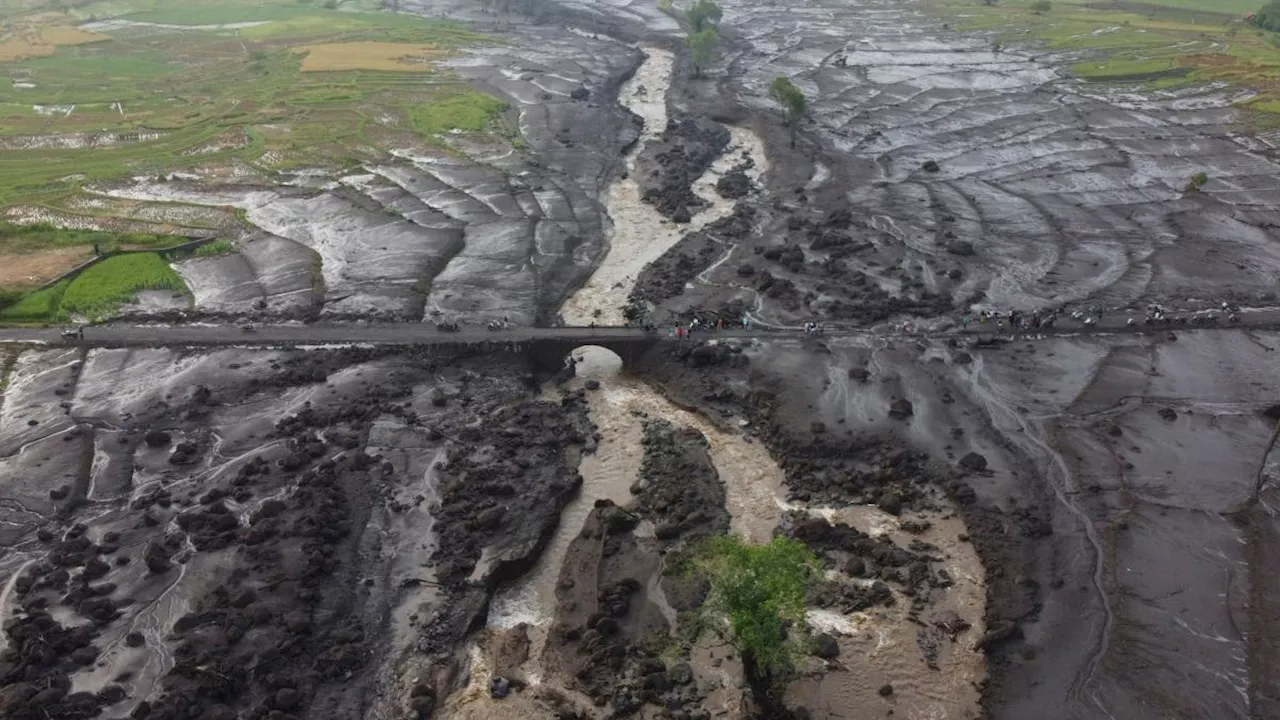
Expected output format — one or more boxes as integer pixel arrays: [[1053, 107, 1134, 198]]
[[0, 0, 505, 199], [0, 222, 175, 255], [0, 0, 513, 312], [0, 251, 189, 321], [935, 0, 1280, 124]]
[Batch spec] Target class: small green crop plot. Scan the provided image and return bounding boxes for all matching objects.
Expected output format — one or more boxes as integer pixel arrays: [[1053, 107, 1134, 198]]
[[409, 89, 509, 135], [0, 252, 188, 322], [59, 253, 188, 318]]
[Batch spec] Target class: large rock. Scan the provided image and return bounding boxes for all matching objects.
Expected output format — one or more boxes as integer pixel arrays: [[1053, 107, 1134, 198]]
[[888, 398, 914, 420], [946, 240, 975, 256], [812, 633, 840, 659], [958, 452, 988, 472], [144, 430, 171, 448]]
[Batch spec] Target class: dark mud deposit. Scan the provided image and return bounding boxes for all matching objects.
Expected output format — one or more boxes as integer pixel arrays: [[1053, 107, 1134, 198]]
[[5, 0, 1280, 718]]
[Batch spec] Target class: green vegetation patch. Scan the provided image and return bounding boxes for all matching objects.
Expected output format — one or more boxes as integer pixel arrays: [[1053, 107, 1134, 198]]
[[194, 239, 235, 256], [0, 0, 503, 213], [0, 280, 69, 322], [1071, 56, 1182, 80], [689, 535, 821, 683], [59, 252, 187, 318], [0, 251, 189, 322], [0, 222, 176, 255], [409, 89, 508, 135]]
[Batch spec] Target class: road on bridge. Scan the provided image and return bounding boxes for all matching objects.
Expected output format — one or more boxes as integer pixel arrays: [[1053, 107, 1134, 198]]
[[0, 309, 1279, 349]]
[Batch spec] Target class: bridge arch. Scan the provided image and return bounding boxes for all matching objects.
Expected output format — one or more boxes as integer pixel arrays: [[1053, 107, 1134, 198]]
[[524, 335, 661, 374]]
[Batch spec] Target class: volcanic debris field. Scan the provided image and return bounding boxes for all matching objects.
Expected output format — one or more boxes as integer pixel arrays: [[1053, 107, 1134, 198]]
[[2, 0, 1280, 719]]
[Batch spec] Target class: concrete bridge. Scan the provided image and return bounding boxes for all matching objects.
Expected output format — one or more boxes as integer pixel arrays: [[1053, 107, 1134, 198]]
[[2, 312, 1278, 371], [0, 324, 677, 370]]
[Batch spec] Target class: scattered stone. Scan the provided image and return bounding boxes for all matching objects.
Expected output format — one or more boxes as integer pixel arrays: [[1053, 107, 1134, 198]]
[[921, 159, 940, 172], [958, 452, 988, 472], [878, 683, 894, 697], [888, 398, 914, 420], [1158, 407, 1177, 421], [716, 169, 752, 199], [946, 240, 974, 256], [570, 87, 590, 101], [274, 688, 300, 711], [489, 676, 511, 699], [143, 430, 171, 448], [666, 662, 694, 686], [877, 491, 902, 516], [812, 633, 840, 659]]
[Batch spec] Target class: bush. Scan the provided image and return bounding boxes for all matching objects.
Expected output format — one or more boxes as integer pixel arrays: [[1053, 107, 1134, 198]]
[[689, 535, 820, 683], [1030, 0, 1051, 14], [1186, 171, 1209, 192], [194, 240, 236, 257]]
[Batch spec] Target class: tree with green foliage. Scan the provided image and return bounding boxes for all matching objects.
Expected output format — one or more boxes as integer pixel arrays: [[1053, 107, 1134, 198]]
[[1030, 0, 1051, 13], [690, 535, 821, 709], [688, 0, 723, 33], [1252, 1, 1280, 31], [769, 76, 807, 148], [687, 27, 719, 77]]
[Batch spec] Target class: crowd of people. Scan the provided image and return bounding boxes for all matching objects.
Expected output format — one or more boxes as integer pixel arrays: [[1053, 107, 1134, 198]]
[[958, 301, 1242, 334]]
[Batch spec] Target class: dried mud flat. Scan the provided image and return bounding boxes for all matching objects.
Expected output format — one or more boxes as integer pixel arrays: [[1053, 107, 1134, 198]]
[[3, 0, 1280, 719]]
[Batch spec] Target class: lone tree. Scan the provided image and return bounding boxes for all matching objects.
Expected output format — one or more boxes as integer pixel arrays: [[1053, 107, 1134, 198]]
[[683, 0, 722, 77], [688, 0, 723, 32], [690, 535, 821, 711], [769, 75, 807, 148], [687, 27, 719, 77]]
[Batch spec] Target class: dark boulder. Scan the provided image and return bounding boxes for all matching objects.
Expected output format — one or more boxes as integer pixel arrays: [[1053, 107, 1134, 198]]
[[888, 398, 914, 420], [946, 240, 975, 256], [274, 688, 301, 711], [958, 452, 988, 472], [877, 491, 902, 516], [144, 430, 171, 448], [812, 633, 840, 659]]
